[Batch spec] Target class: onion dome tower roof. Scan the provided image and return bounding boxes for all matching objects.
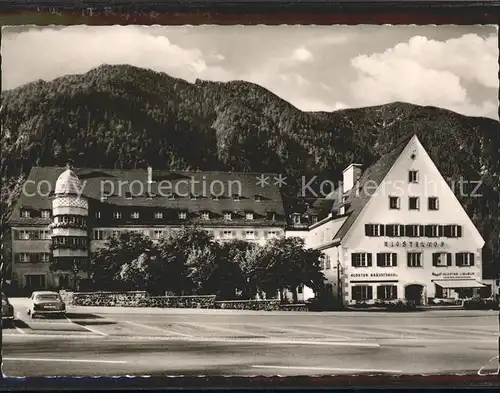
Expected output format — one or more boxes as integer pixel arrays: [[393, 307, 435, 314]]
[[54, 166, 83, 195]]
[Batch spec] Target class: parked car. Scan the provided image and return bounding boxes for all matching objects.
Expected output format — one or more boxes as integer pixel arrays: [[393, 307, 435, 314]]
[[27, 291, 66, 318], [2, 292, 15, 326]]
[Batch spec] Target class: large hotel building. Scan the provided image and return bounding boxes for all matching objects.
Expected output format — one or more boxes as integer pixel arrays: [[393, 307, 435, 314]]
[[4, 135, 493, 304]]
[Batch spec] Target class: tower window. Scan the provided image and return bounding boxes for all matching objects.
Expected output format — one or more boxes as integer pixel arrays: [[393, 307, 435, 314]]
[[41, 210, 51, 218], [409, 197, 420, 210], [389, 196, 400, 210], [428, 197, 439, 211], [409, 170, 419, 183]]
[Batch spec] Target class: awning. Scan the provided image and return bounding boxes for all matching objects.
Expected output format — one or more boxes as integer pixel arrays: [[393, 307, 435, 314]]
[[435, 279, 486, 289]]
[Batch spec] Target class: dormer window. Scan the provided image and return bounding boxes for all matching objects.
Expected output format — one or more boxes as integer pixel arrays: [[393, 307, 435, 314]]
[[21, 210, 31, 218], [310, 214, 318, 224], [41, 210, 51, 219], [245, 212, 254, 220], [201, 212, 210, 220], [95, 211, 101, 219], [154, 212, 163, 219], [224, 212, 232, 220], [292, 213, 301, 225], [178, 212, 187, 220], [112, 212, 122, 219], [131, 212, 139, 219], [267, 211, 276, 221]]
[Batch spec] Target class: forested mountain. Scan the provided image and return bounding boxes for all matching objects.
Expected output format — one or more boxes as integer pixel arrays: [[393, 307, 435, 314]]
[[1, 64, 499, 276]]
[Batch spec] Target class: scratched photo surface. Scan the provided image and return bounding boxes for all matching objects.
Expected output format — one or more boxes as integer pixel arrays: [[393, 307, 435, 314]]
[[1, 25, 499, 378]]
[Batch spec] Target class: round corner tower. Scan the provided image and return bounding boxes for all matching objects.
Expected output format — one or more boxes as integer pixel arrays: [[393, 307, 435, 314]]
[[49, 164, 89, 289]]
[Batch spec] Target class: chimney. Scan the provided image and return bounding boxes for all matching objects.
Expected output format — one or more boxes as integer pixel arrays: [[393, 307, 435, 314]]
[[342, 164, 362, 194], [147, 165, 153, 184], [65, 159, 74, 170]]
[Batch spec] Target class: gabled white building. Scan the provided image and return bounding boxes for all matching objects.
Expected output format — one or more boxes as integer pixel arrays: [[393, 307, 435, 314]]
[[291, 135, 487, 307]]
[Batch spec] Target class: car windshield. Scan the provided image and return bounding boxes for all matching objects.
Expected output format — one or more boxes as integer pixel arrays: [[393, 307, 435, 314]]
[[35, 294, 60, 301], [1, 293, 7, 303]]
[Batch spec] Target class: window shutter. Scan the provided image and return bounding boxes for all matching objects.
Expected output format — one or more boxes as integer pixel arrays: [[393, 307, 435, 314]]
[[443, 225, 451, 237], [447, 253, 452, 266], [469, 253, 475, 266], [351, 253, 357, 267], [457, 226, 463, 237], [365, 224, 373, 236], [456, 253, 462, 266], [424, 225, 431, 237], [438, 225, 444, 237], [376, 253, 382, 267], [380, 225, 385, 236], [432, 253, 438, 266], [386, 225, 394, 237], [399, 225, 405, 236], [367, 286, 373, 300], [392, 253, 398, 267], [405, 225, 413, 237], [393, 286, 398, 299], [367, 253, 372, 267], [419, 225, 424, 236]]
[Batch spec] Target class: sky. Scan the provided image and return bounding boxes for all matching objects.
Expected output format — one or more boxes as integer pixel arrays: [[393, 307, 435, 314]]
[[2, 25, 498, 120]]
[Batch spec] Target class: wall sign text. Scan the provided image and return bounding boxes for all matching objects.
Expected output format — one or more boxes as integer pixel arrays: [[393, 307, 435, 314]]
[[350, 272, 397, 278], [384, 241, 445, 248]]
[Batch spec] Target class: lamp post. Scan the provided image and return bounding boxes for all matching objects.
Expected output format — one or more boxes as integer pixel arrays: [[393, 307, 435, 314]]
[[72, 258, 79, 290]]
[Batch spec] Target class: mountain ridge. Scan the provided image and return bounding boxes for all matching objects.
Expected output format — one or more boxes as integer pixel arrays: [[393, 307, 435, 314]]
[[1, 64, 499, 276]]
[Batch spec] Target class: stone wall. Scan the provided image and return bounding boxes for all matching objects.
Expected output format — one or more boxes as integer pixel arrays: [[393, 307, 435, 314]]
[[215, 299, 308, 311]]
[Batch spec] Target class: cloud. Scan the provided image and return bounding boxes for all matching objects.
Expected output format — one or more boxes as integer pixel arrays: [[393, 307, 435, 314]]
[[290, 47, 314, 63], [1, 26, 228, 89], [349, 33, 499, 119]]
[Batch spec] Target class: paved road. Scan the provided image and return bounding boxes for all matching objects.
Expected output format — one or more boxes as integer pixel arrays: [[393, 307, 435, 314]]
[[2, 298, 499, 377]]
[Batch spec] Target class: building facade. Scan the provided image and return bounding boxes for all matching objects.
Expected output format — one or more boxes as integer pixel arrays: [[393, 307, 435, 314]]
[[6, 166, 286, 292], [291, 135, 487, 306]]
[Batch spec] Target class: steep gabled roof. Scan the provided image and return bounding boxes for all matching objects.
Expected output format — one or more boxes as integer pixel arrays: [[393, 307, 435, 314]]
[[331, 134, 414, 242]]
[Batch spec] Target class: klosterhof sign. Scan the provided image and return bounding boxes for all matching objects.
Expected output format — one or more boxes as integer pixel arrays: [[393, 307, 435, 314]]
[[431, 271, 479, 279], [349, 272, 398, 279], [384, 241, 445, 248]]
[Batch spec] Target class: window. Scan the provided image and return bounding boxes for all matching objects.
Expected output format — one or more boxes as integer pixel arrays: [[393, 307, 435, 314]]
[[154, 212, 163, 219], [40, 230, 51, 240], [409, 197, 420, 210], [19, 253, 30, 263], [407, 252, 423, 267], [201, 212, 210, 220], [409, 170, 419, 183], [365, 224, 385, 237], [21, 210, 31, 218], [112, 212, 122, 219], [351, 253, 372, 267], [310, 215, 318, 224], [298, 285, 303, 294], [94, 230, 104, 240], [428, 197, 439, 211], [389, 196, 400, 210], [377, 285, 397, 300], [178, 212, 187, 220], [352, 286, 373, 301], [292, 214, 301, 225], [224, 212, 232, 220], [325, 255, 332, 270], [268, 230, 277, 238], [456, 252, 475, 267], [432, 252, 452, 267], [41, 210, 51, 218], [377, 253, 397, 267], [319, 255, 326, 270], [95, 211, 101, 219], [153, 230, 163, 240], [245, 212, 254, 220], [223, 230, 233, 238], [41, 253, 51, 263], [267, 212, 276, 221], [385, 224, 402, 237], [425, 224, 440, 237], [131, 212, 139, 219], [245, 230, 255, 238], [18, 230, 31, 240], [404, 224, 423, 237], [444, 225, 462, 238]]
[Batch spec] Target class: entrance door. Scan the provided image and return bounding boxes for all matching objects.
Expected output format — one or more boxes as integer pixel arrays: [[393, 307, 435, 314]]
[[405, 284, 424, 305], [25, 274, 46, 292]]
